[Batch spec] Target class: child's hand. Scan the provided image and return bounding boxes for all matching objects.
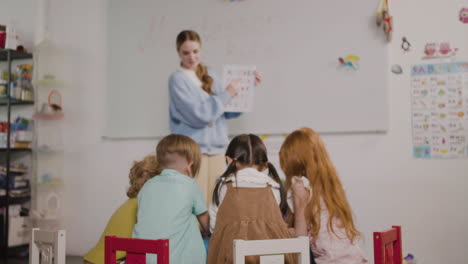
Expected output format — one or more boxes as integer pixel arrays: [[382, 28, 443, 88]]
[[201, 229, 211, 238], [291, 180, 309, 213]]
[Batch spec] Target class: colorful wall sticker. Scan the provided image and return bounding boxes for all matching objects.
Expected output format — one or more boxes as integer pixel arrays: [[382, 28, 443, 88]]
[[422, 42, 459, 60], [401, 37, 411, 52], [460, 7, 468, 23], [338, 55, 360, 70]]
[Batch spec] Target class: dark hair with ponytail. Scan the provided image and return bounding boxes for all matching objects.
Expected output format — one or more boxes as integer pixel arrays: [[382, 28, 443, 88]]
[[212, 134, 288, 215]]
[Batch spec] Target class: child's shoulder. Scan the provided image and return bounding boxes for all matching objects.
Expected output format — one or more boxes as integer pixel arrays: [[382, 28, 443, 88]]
[[232, 168, 280, 188], [148, 169, 197, 185]]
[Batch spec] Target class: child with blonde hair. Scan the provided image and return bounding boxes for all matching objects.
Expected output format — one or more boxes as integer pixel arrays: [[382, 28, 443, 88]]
[[279, 127, 367, 264], [83, 154, 160, 264], [132, 134, 209, 264], [126, 155, 160, 198], [208, 134, 295, 264]]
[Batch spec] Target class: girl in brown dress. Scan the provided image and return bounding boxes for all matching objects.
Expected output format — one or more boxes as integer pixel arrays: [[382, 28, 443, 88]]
[[207, 134, 296, 264]]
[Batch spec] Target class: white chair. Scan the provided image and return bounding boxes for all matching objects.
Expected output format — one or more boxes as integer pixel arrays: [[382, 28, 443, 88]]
[[29, 228, 66, 264], [233, 236, 310, 264]]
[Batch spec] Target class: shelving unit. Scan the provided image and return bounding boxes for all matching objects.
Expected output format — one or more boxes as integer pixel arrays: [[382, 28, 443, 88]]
[[0, 196, 31, 208], [31, 113, 64, 231], [0, 48, 34, 259], [0, 51, 32, 62], [0, 99, 34, 106], [0, 148, 32, 152], [30, 39, 66, 232]]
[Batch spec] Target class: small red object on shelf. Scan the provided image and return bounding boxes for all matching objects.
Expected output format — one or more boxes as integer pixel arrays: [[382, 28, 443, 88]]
[[0, 34, 6, 49]]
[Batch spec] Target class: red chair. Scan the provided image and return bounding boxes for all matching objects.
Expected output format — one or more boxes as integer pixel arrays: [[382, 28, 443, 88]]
[[105, 236, 169, 264], [373, 225, 402, 264]]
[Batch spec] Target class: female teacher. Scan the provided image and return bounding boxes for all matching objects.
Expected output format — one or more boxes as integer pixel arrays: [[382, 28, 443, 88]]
[[168, 30, 262, 204]]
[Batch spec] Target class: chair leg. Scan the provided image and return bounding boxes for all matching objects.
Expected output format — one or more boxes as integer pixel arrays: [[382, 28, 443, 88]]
[[54, 230, 66, 264], [29, 228, 40, 264], [105, 236, 116, 264], [392, 226, 403, 264], [233, 240, 246, 264], [374, 233, 385, 264]]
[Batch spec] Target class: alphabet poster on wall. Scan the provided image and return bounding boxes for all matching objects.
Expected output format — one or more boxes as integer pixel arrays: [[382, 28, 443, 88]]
[[411, 62, 468, 159], [222, 65, 256, 112]]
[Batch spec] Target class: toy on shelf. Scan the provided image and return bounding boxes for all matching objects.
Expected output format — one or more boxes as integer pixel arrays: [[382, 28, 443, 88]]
[[16, 64, 34, 101], [376, 0, 393, 41], [34, 90, 64, 120], [0, 117, 32, 148], [0, 25, 6, 49], [5, 25, 19, 50], [16, 45, 28, 53], [39, 173, 63, 186], [0, 64, 34, 101]]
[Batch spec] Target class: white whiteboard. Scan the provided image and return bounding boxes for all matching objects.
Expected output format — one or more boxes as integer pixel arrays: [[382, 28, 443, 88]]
[[105, 0, 388, 138]]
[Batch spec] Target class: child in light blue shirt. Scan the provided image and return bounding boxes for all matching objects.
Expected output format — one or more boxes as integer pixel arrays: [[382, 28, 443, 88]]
[[132, 134, 209, 263]]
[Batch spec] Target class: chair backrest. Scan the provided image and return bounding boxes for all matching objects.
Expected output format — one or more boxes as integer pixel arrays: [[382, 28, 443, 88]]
[[104, 236, 169, 264], [373, 225, 402, 264], [29, 228, 66, 264], [233, 236, 310, 264]]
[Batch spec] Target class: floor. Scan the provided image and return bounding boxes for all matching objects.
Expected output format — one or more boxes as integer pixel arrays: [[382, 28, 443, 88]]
[[1, 255, 83, 264]]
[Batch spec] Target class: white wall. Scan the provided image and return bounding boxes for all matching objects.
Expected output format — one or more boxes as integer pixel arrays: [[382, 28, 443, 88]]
[[0, 0, 34, 49], [23, 0, 468, 263]]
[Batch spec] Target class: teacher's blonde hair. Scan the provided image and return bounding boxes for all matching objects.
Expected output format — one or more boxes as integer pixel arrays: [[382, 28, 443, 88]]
[[176, 30, 214, 95]]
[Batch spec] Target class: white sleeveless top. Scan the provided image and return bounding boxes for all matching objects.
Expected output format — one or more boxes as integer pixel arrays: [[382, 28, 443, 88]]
[[179, 67, 202, 88]]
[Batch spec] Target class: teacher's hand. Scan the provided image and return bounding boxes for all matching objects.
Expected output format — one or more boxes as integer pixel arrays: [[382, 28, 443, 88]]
[[254, 71, 262, 86], [226, 79, 240, 97]]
